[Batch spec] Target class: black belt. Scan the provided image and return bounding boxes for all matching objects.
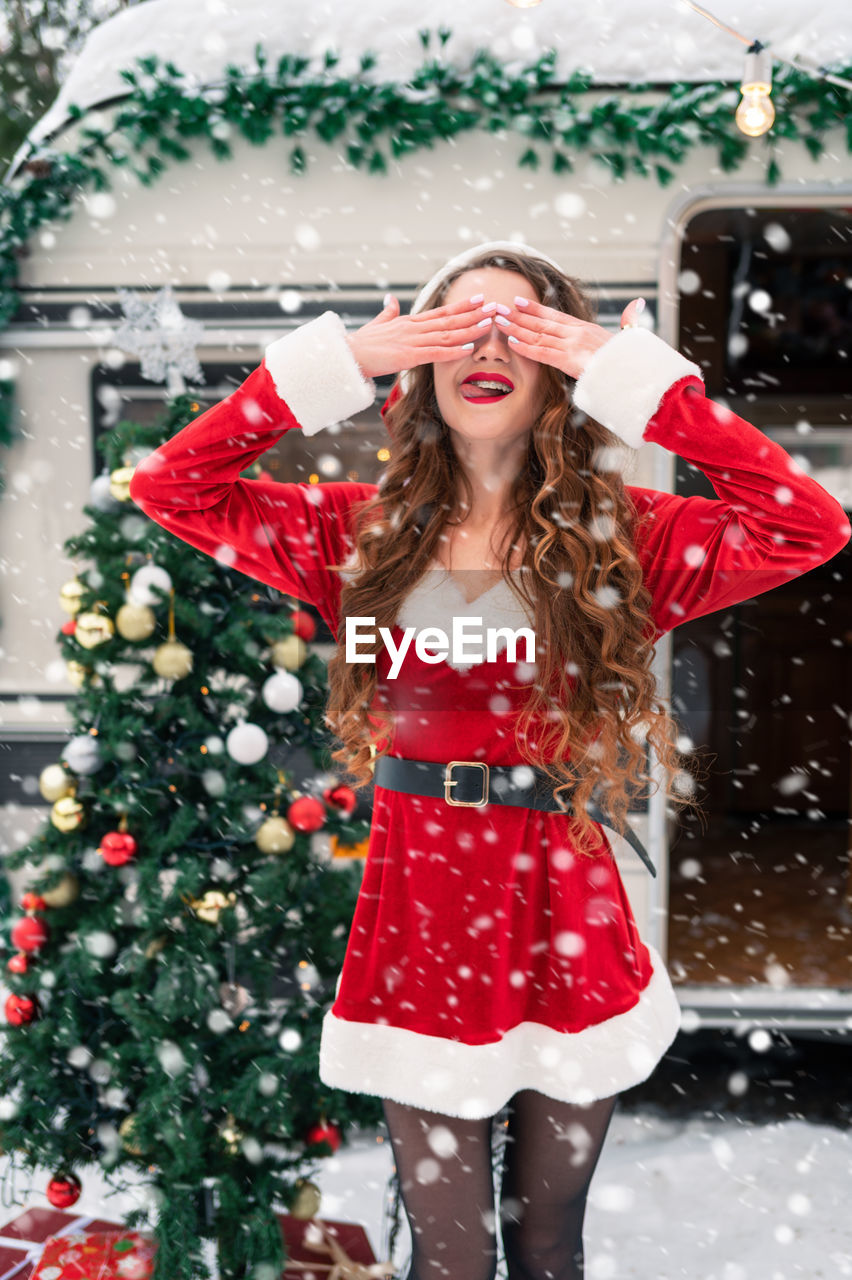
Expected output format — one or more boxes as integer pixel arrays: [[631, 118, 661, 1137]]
[[373, 755, 657, 878]]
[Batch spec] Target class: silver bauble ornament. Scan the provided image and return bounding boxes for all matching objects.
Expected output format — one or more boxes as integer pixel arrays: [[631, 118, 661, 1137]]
[[62, 734, 103, 776], [89, 472, 121, 512]]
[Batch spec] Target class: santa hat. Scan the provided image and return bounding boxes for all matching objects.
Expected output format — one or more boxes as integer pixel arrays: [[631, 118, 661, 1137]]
[[380, 239, 567, 424]]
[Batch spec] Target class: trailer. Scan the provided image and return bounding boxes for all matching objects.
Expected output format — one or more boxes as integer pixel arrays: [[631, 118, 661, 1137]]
[[1, 0, 851, 1037]]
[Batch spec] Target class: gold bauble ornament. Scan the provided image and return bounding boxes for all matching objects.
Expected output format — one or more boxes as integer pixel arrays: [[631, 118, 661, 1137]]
[[219, 1114, 244, 1155], [291, 1178, 322, 1220], [145, 935, 168, 960], [189, 890, 236, 924], [255, 815, 296, 855], [271, 635, 307, 670], [109, 466, 136, 502], [65, 660, 99, 689], [51, 794, 86, 833], [116, 601, 157, 641], [39, 763, 75, 802], [119, 1113, 144, 1157], [59, 576, 86, 616], [40, 872, 80, 908], [75, 610, 116, 650], [152, 639, 193, 679]]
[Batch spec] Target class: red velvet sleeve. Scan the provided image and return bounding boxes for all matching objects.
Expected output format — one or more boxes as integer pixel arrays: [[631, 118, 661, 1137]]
[[127, 359, 378, 633], [626, 378, 852, 639]]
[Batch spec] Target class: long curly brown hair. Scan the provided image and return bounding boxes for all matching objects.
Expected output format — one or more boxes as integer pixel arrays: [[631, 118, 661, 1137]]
[[324, 248, 702, 858]]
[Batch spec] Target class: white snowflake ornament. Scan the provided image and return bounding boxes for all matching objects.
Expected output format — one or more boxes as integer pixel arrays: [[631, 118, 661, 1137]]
[[112, 284, 205, 396]]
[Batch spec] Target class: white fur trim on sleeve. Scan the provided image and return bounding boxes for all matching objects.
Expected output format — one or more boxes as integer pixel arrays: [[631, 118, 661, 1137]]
[[572, 326, 703, 450], [263, 310, 377, 436]]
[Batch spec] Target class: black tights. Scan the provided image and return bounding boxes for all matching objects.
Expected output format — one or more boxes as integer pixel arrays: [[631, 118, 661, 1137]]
[[382, 1088, 618, 1280]]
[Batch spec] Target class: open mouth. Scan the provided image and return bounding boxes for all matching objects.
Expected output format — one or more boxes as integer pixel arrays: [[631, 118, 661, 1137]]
[[460, 375, 515, 404]]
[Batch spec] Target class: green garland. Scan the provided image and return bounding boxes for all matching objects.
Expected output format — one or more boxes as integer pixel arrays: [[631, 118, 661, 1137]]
[[0, 26, 850, 490]]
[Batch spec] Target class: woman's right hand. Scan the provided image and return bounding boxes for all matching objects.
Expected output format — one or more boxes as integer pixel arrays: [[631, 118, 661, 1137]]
[[345, 294, 490, 380]]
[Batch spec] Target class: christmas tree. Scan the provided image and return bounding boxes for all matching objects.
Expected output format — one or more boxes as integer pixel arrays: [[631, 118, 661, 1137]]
[[0, 289, 383, 1280]]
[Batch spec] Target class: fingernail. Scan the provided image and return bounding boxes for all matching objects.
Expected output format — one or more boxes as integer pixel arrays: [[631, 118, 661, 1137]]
[[383, 292, 393, 307], [469, 292, 485, 303], [481, 301, 498, 313], [636, 297, 646, 312], [461, 342, 474, 349], [495, 303, 511, 316], [476, 317, 493, 328], [508, 335, 519, 344], [495, 315, 510, 327], [514, 296, 530, 307]]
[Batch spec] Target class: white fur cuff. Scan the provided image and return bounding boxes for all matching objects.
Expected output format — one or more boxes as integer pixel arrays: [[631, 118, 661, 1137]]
[[263, 310, 377, 435], [572, 326, 703, 450]]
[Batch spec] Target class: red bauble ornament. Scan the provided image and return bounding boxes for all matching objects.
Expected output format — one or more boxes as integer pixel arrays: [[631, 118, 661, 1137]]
[[305, 1121, 342, 1154], [7, 953, 29, 975], [99, 830, 138, 866], [5, 994, 39, 1026], [61, 619, 76, 636], [290, 609, 317, 642], [287, 795, 326, 833], [11, 915, 50, 953], [47, 1171, 82, 1209], [21, 892, 47, 912], [322, 784, 357, 817]]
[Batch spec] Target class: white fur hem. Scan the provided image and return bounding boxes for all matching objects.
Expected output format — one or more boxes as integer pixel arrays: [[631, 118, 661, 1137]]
[[572, 327, 703, 450], [263, 310, 376, 435], [318, 941, 682, 1119]]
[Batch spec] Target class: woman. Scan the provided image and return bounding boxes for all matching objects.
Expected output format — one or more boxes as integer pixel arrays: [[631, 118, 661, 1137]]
[[129, 241, 849, 1280]]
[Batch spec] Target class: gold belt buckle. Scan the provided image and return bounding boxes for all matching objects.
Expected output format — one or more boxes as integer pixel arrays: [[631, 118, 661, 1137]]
[[444, 760, 489, 807]]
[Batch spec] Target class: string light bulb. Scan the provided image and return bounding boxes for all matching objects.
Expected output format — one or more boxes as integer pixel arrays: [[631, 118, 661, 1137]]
[[735, 41, 775, 137]]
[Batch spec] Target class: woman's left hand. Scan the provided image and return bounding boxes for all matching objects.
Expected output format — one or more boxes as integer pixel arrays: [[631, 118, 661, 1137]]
[[497, 295, 646, 381]]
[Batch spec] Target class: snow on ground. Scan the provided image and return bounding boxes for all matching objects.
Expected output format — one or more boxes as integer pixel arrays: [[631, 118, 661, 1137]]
[[5, 1109, 852, 1278], [15, 0, 852, 165]]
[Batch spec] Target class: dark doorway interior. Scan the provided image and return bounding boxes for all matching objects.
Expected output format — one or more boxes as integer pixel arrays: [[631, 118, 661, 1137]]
[[667, 203, 852, 989]]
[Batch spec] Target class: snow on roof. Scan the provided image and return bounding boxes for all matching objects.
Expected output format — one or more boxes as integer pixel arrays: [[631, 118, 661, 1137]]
[[12, 0, 852, 164]]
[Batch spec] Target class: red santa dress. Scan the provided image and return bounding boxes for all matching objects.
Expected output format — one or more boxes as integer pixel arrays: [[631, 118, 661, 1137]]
[[129, 308, 850, 1120]]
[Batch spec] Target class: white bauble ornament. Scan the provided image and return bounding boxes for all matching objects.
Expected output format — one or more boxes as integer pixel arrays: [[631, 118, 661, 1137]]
[[129, 564, 172, 607], [62, 734, 103, 775], [201, 770, 227, 798], [89, 472, 121, 512], [119, 514, 149, 543], [152, 640, 193, 679], [39, 763, 74, 802], [204, 735, 225, 755], [261, 671, 303, 713], [271, 635, 307, 670], [226, 722, 269, 765]]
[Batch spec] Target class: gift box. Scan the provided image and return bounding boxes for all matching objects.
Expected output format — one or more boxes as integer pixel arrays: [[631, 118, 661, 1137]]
[[277, 1215, 394, 1280], [30, 1229, 156, 1280], [0, 1209, 124, 1280]]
